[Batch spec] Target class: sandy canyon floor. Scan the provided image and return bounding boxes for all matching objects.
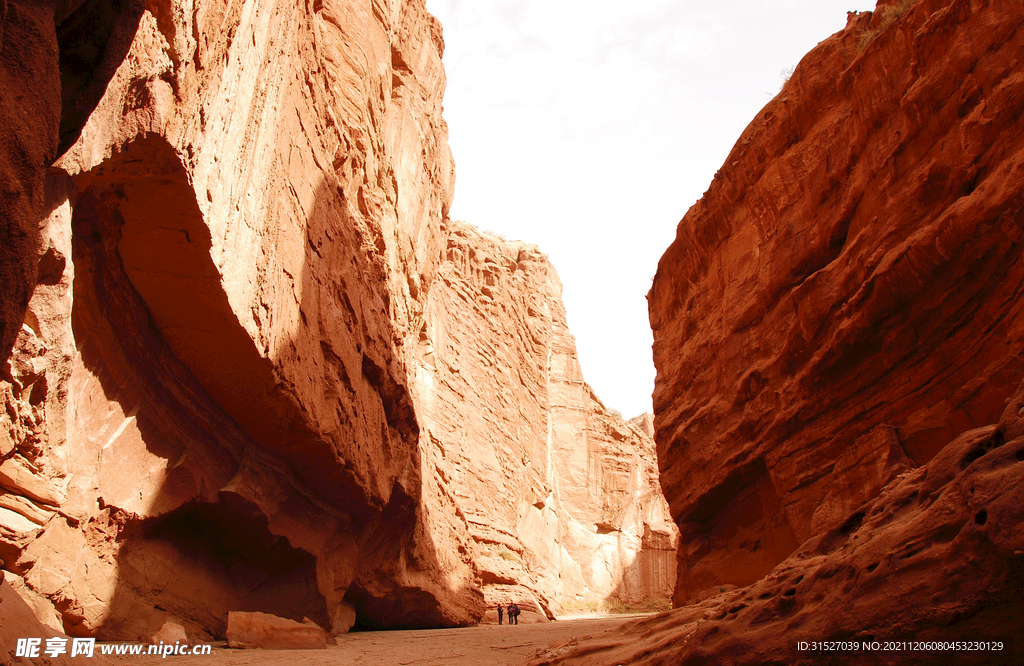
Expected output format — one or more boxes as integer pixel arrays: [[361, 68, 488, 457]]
[[107, 615, 644, 666]]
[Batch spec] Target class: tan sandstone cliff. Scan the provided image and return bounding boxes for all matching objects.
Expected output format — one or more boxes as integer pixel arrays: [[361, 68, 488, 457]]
[[0, 0, 675, 645], [413, 222, 676, 621], [4, 0, 470, 641]]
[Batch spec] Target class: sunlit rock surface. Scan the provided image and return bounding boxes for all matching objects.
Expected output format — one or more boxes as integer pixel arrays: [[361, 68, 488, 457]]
[[0, 0, 141, 364], [4, 0, 469, 639], [413, 223, 677, 621], [527, 0, 1024, 662], [0, 0, 675, 641]]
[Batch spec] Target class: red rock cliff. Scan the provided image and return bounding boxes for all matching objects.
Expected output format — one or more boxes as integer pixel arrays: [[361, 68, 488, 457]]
[[531, 381, 1024, 664], [648, 0, 1024, 604], [528, 0, 1024, 662], [0, 0, 141, 364]]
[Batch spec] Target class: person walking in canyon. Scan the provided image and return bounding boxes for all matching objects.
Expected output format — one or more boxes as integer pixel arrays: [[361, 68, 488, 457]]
[[497, 602, 504, 625]]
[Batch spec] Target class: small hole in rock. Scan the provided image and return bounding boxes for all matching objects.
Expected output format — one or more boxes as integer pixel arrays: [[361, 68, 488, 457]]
[[759, 592, 772, 600], [839, 511, 865, 534], [992, 430, 1005, 448], [794, 575, 804, 584], [962, 447, 986, 468], [975, 510, 988, 525], [866, 562, 879, 573], [783, 588, 797, 597], [1016, 448, 1024, 462]]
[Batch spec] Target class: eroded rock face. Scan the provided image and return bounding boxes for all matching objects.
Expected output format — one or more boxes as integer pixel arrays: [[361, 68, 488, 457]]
[[3, 0, 472, 640], [0, 0, 143, 363], [648, 0, 1024, 603], [411, 223, 677, 620], [0, 0, 676, 641], [0, 575, 115, 666], [529, 381, 1024, 665]]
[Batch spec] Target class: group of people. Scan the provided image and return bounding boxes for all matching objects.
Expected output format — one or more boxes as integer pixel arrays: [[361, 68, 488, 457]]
[[496, 602, 521, 625]]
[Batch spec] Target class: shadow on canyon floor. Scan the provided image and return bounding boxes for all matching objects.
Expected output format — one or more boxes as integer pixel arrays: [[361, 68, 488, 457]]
[[104, 616, 649, 666]]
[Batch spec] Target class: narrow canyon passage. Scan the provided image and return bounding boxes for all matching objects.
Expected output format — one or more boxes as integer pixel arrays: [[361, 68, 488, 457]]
[[2, 0, 1022, 664], [1, 0, 677, 647]]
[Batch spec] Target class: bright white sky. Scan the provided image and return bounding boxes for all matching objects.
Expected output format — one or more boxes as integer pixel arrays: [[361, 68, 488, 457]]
[[424, 0, 877, 419]]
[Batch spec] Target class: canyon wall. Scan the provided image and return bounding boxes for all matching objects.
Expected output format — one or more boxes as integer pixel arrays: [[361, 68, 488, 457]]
[[413, 222, 676, 620], [0, 0, 674, 643], [531, 382, 1024, 664], [4, 0, 471, 640], [532, 0, 1024, 662], [648, 0, 1024, 605], [0, 0, 142, 365]]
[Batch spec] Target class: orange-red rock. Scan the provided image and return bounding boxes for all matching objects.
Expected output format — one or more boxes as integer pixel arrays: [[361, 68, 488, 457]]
[[3, 0, 469, 640], [530, 380, 1024, 665], [0, 575, 114, 665], [149, 621, 188, 646], [0, 0, 143, 362], [524, 0, 1024, 662], [648, 0, 1024, 604], [225, 611, 326, 650]]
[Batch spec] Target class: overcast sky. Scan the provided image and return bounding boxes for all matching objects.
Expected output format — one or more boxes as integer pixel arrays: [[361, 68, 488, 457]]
[[424, 0, 878, 419]]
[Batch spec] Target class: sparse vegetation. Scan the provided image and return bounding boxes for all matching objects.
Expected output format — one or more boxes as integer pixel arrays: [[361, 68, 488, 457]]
[[857, 0, 915, 53], [559, 598, 604, 614], [780, 65, 795, 90], [880, 0, 915, 29], [480, 547, 519, 562]]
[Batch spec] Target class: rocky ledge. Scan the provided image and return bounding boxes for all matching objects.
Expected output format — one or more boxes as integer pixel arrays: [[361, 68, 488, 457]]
[[530, 378, 1024, 665]]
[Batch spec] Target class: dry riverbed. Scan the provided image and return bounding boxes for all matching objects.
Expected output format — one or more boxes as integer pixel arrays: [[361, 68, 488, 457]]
[[108, 615, 647, 666]]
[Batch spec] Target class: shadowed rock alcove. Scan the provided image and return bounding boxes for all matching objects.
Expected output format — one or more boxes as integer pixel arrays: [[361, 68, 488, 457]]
[[118, 494, 329, 638], [63, 131, 473, 638], [67, 135, 352, 638]]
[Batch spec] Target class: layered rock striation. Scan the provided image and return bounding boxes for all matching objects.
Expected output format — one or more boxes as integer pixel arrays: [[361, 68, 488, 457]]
[[4, 0, 467, 640], [524, 0, 1024, 662], [648, 0, 1024, 604], [0, 0, 143, 364], [0, 0, 675, 642], [412, 223, 676, 621]]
